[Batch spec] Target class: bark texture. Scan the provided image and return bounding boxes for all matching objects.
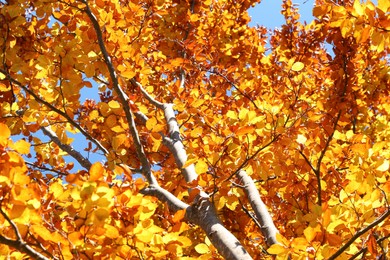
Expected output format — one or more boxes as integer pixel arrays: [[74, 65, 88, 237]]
[[237, 170, 279, 246]]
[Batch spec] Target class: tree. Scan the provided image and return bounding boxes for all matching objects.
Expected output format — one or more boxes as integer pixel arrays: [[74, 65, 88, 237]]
[[0, 0, 389, 258]]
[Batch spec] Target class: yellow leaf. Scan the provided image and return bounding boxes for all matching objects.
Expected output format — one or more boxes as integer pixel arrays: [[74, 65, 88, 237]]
[[177, 236, 192, 247], [105, 225, 119, 239], [378, 0, 390, 13], [90, 162, 104, 181], [146, 117, 157, 131], [68, 232, 84, 246], [122, 70, 136, 79], [0, 123, 10, 146], [27, 198, 41, 209], [182, 157, 197, 169], [352, 0, 364, 16], [14, 171, 30, 185], [296, 134, 307, 145], [108, 100, 120, 109], [94, 208, 110, 222], [195, 243, 210, 254], [0, 176, 10, 185], [12, 139, 30, 154], [304, 225, 318, 242], [195, 160, 208, 174], [376, 160, 389, 172], [136, 229, 153, 243], [267, 244, 289, 255], [291, 61, 304, 72], [225, 196, 239, 211], [0, 72, 6, 80]]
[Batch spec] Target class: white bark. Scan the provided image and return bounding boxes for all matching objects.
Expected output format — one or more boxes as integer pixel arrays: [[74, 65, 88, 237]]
[[237, 170, 279, 246], [186, 197, 253, 260]]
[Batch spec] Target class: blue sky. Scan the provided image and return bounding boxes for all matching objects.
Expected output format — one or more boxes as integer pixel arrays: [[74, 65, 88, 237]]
[[249, 0, 315, 28]]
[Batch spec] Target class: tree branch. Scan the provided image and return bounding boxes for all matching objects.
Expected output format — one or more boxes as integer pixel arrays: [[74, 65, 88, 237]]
[[41, 126, 92, 170], [0, 207, 50, 260], [186, 196, 253, 260], [134, 80, 198, 183], [82, 0, 156, 184], [0, 69, 109, 155], [139, 185, 188, 212], [237, 170, 279, 246], [328, 207, 390, 260]]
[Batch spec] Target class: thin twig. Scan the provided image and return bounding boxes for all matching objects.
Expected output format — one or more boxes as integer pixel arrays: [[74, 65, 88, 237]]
[[329, 208, 390, 260], [0, 206, 50, 260], [41, 126, 92, 170], [0, 69, 108, 155]]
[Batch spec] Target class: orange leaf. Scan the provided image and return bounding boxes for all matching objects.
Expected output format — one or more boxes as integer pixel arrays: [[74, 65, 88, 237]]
[[65, 174, 79, 184], [367, 232, 378, 256], [235, 126, 254, 136], [172, 209, 186, 223], [0, 123, 10, 147], [89, 162, 104, 181]]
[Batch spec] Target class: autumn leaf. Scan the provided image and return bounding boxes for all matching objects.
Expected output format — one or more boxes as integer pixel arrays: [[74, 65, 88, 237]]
[[291, 61, 304, 71], [0, 123, 10, 147], [0, 0, 390, 259], [195, 243, 210, 254]]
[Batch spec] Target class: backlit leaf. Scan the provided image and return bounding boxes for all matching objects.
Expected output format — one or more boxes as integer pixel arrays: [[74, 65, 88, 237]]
[[296, 134, 307, 145], [0, 123, 10, 146], [12, 140, 30, 154], [267, 244, 289, 255], [376, 160, 389, 172], [195, 243, 210, 254], [90, 162, 104, 181], [291, 62, 304, 72]]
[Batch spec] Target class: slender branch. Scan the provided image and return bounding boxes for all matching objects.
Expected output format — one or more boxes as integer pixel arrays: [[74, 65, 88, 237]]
[[0, 207, 50, 260], [298, 110, 342, 206], [41, 126, 92, 170], [239, 199, 264, 234], [0, 207, 22, 242], [349, 234, 390, 260], [139, 185, 189, 212], [237, 170, 279, 246], [134, 80, 198, 183], [0, 69, 109, 155], [82, 0, 155, 183], [226, 135, 280, 182], [210, 71, 259, 110], [131, 79, 164, 109], [315, 110, 342, 173], [328, 207, 390, 260], [298, 150, 316, 173], [25, 161, 65, 177]]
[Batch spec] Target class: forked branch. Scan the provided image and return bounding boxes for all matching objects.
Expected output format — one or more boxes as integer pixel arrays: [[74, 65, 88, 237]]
[[328, 207, 390, 260], [134, 80, 198, 183], [0, 69, 109, 155], [0, 207, 50, 260]]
